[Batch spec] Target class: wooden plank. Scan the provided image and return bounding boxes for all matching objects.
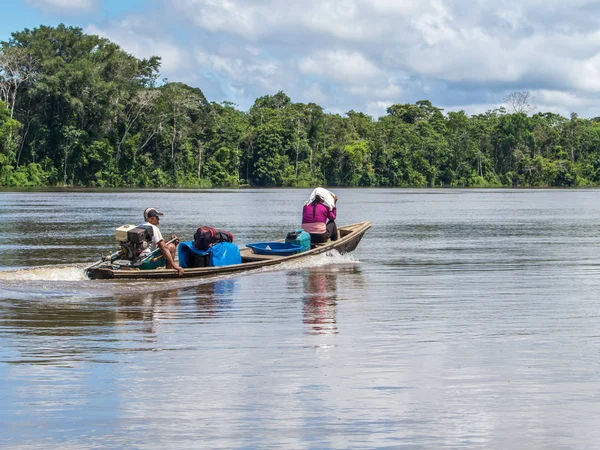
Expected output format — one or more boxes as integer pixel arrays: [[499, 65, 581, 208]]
[[242, 254, 287, 262]]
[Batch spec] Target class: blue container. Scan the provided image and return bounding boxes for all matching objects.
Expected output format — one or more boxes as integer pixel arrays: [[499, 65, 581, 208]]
[[178, 241, 241, 267], [247, 242, 302, 256], [285, 229, 311, 252]]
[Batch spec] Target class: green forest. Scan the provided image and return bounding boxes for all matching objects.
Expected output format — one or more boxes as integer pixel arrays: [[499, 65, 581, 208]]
[[2, 24, 600, 188]]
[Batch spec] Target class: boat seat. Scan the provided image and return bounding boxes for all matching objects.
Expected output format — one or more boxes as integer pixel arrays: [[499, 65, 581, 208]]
[[239, 247, 288, 262]]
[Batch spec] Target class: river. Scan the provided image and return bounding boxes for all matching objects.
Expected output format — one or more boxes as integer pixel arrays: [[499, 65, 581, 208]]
[[1, 188, 600, 449]]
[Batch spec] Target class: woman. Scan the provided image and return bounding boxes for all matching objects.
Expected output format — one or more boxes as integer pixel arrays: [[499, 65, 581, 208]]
[[301, 187, 339, 244]]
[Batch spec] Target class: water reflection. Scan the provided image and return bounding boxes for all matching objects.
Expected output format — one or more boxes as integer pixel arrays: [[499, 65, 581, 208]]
[[0, 279, 239, 365], [5, 190, 600, 448], [302, 268, 340, 335], [99, 279, 238, 331], [0, 297, 117, 365], [192, 279, 236, 320], [114, 289, 181, 335]]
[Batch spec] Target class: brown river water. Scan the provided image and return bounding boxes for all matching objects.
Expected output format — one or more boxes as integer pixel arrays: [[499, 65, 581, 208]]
[[1, 188, 600, 449]]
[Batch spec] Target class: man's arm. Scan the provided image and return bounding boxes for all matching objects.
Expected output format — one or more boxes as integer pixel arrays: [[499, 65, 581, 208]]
[[157, 239, 184, 276]]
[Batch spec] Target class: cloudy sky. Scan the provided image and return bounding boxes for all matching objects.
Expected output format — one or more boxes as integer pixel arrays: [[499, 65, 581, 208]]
[[3, 0, 600, 118]]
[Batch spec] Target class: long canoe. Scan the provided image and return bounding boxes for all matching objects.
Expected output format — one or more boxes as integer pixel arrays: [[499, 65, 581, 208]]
[[87, 221, 372, 280]]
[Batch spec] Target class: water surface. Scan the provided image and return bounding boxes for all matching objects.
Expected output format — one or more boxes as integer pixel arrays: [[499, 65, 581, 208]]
[[2, 188, 600, 449]]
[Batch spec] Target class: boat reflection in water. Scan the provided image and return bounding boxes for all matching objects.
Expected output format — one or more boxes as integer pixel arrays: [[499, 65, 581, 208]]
[[300, 264, 366, 336], [191, 279, 237, 320], [115, 279, 239, 332], [114, 289, 181, 336], [302, 268, 340, 335], [0, 279, 241, 365]]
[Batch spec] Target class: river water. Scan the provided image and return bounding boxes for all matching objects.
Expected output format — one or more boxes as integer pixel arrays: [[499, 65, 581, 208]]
[[1, 188, 600, 449]]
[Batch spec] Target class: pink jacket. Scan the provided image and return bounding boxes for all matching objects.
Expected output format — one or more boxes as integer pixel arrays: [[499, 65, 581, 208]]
[[302, 203, 336, 234]]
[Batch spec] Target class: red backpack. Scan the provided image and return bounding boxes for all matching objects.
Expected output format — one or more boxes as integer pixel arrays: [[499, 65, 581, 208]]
[[193, 226, 234, 251]]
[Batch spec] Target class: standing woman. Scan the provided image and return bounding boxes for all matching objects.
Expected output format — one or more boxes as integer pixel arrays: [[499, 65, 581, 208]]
[[301, 187, 339, 244]]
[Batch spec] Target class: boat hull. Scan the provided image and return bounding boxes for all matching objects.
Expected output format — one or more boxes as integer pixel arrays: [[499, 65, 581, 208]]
[[87, 221, 371, 280]]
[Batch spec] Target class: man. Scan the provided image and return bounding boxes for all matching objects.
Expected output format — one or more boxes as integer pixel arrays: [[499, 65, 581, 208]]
[[140, 207, 184, 276]]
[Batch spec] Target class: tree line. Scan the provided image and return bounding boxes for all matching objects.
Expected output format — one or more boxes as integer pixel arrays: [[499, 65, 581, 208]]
[[2, 24, 600, 188]]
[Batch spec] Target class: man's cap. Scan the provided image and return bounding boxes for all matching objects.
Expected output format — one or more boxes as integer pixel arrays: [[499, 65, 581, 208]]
[[144, 207, 164, 220]]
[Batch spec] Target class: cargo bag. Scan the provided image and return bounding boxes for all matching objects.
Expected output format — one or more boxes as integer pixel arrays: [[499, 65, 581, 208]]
[[193, 226, 235, 251]]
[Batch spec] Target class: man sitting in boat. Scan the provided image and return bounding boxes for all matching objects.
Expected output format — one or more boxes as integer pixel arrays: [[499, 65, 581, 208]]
[[301, 187, 339, 244], [140, 207, 184, 276]]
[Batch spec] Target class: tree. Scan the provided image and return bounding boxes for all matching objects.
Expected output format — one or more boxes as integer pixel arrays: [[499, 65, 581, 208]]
[[504, 91, 535, 114], [1, 24, 161, 186], [251, 122, 286, 186], [5, 24, 600, 188], [0, 47, 36, 119], [115, 89, 160, 162], [153, 82, 210, 184], [0, 100, 21, 166]]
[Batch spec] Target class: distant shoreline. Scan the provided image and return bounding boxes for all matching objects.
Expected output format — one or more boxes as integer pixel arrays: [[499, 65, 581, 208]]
[[1, 185, 597, 193]]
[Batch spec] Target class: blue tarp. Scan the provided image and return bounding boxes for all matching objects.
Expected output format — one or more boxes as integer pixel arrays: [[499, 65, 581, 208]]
[[209, 241, 242, 266], [178, 241, 208, 268], [178, 241, 241, 268]]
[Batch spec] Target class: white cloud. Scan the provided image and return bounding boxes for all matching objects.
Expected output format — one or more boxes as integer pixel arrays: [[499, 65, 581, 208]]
[[195, 49, 282, 91], [176, 0, 271, 40], [26, 0, 94, 12], [365, 100, 392, 118], [535, 90, 582, 107], [85, 23, 192, 75], [58, 0, 600, 117], [347, 79, 402, 98], [172, 0, 408, 41], [530, 89, 595, 116], [170, 0, 600, 91], [298, 50, 383, 84], [303, 83, 329, 106]]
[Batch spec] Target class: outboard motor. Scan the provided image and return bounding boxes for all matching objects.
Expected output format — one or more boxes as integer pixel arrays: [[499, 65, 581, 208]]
[[114, 224, 154, 260]]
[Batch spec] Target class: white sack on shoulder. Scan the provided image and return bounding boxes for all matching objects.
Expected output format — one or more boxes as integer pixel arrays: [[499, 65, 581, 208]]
[[306, 187, 336, 210]]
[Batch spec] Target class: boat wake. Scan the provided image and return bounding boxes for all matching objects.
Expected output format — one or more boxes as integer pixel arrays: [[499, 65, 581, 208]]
[[0, 263, 89, 282], [279, 249, 360, 269], [0, 250, 360, 299], [0, 250, 359, 281]]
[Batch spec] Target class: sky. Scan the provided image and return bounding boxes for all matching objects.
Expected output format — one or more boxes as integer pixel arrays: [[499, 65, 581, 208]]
[[3, 0, 600, 119]]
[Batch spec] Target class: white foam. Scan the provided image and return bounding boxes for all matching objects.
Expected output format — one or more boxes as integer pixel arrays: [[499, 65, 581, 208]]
[[245, 249, 360, 276], [0, 251, 361, 298], [301, 249, 360, 267], [0, 263, 89, 282]]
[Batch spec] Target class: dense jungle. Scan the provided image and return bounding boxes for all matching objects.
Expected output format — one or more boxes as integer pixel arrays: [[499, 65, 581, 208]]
[[2, 24, 600, 188]]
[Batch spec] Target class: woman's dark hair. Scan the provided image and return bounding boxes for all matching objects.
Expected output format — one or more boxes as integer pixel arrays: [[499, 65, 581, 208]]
[[312, 194, 324, 216]]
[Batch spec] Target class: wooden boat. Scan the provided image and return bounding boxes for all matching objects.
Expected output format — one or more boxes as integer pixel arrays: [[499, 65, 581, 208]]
[[87, 221, 371, 280]]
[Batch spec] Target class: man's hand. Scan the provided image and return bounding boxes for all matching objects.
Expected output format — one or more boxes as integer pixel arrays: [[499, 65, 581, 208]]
[[159, 239, 184, 276], [171, 235, 180, 245]]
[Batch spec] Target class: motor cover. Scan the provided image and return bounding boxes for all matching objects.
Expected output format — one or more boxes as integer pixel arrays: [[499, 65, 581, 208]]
[[115, 225, 136, 242], [127, 226, 153, 244]]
